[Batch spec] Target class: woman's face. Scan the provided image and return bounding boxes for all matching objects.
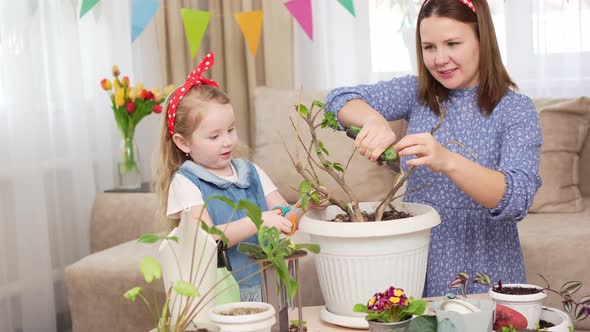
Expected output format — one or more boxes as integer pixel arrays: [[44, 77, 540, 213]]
[[420, 16, 480, 90]]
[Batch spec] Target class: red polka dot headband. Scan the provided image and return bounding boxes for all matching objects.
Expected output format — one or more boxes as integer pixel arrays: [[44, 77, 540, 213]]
[[166, 52, 220, 136], [424, 0, 476, 13]]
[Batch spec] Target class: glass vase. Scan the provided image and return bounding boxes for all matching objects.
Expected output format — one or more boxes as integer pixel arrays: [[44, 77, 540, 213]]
[[116, 135, 141, 189]]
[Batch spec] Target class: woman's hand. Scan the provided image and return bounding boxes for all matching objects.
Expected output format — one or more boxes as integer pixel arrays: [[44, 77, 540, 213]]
[[261, 210, 294, 234], [395, 133, 454, 173], [355, 115, 397, 162]]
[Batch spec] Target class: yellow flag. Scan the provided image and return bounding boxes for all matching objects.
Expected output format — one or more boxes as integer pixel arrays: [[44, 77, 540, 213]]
[[233, 10, 263, 57]]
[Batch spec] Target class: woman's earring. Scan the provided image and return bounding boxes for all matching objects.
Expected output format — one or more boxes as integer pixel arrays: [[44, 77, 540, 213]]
[[185, 153, 189, 157]]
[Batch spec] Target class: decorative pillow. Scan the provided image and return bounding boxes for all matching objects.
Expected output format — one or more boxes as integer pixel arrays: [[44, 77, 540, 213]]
[[251, 87, 407, 204], [529, 97, 590, 213]]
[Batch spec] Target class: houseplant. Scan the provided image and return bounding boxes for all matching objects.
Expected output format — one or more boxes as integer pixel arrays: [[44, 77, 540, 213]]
[[124, 195, 318, 332], [286, 100, 441, 327], [450, 272, 590, 331], [353, 286, 427, 332], [100, 65, 174, 189]]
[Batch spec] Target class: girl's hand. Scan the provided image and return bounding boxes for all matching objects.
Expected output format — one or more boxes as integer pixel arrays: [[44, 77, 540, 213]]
[[355, 115, 397, 162], [395, 133, 453, 173], [261, 210, 294, 234]]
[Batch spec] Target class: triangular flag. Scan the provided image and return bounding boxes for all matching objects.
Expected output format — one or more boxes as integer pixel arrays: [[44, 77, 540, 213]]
[[233, 11, 264, 57], [284, 0, 313, 41], [131, 0, 160, 42], [338, 0, 356, 17], [180, 9, 211, 58], [80, 0, 100, 18]]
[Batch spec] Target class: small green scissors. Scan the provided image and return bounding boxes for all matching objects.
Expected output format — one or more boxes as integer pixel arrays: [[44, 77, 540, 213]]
[[272, 205, 298, 236]]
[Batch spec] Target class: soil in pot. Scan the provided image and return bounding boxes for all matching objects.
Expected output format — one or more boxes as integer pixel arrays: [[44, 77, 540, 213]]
[[288, 323, 308, 332], [216, 307, 267, 316], [492, 285, 543, 295], [331, 209, 412, 222]]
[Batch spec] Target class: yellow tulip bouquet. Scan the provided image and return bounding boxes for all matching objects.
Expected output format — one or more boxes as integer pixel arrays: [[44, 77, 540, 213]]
[[100, 66, 174, 187]]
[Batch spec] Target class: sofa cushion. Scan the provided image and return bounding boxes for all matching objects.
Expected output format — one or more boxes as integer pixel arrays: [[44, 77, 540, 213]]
[[251, 86, 407, 204], [530, 97, 590, 213], [519, 197, 590, 331]]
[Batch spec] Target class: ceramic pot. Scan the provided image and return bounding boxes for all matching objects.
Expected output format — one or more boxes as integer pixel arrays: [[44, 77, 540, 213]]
[[367, 318, 411, 332], [540, 306, 574, 332], [298, 201, 440, 328], [433, 298, 494, 332], [208, 302, 276, 332], [489, 284, 546, 330]]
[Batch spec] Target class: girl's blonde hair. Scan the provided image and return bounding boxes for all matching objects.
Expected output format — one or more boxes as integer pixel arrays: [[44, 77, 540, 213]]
[[415, 0, 517, 116], [153, 84, 230, 223]]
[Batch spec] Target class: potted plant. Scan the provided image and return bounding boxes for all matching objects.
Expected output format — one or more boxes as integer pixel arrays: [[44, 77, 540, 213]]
[[353, 286, 427, 332], [285, 100, 442, 327], [450, 272, 590, 331], [124, 196, 316, 332]]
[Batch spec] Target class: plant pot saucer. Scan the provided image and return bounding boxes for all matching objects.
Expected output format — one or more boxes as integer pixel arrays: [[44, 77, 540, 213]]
[[319, 306, 368, 329]]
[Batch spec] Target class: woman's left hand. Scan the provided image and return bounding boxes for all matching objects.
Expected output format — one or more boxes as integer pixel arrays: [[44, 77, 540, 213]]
[[394, 133, 454, 173]]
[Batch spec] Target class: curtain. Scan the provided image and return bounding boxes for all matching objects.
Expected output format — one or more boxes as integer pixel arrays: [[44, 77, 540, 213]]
[[155, 0, 293, 151], [0, 1, 161, 331], [295, 0, 590, 98]]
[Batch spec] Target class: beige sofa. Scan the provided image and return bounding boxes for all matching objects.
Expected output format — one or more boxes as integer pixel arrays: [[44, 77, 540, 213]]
[[65, 88, 590, 331]]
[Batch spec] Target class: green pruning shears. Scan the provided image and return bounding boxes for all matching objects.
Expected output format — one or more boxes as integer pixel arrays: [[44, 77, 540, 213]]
[[346, 125, 401, 173]]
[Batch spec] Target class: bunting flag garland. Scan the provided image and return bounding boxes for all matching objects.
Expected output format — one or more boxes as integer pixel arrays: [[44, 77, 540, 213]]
[[131, 0, 160, 42], [181, 9, 212, 58], [80, 0, 100, 18], [338, 0, 356, 17], [233, 10, 264, 57], [284, 0, 314, 41]]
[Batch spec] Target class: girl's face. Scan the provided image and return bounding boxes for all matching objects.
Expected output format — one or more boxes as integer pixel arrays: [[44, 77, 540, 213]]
[[186, 102, 238, 175], [420, 16, 480, 90]]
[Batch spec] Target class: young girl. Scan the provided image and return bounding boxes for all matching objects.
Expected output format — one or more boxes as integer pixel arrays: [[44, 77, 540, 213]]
[[155, 52, 303, 302], [324, 0, 542, 297]]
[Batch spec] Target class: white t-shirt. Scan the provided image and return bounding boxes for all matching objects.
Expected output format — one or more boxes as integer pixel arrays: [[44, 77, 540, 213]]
[[166, 163, 277, 217]]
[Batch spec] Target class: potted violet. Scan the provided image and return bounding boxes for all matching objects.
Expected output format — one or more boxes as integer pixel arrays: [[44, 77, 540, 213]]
[[353, 286, 427, 332]]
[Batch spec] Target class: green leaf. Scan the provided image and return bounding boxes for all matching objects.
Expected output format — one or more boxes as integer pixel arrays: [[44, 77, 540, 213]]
[[238, 242, 267, 259], [140, 256, 161, 283], [310, 191, 320, 203], [321, 147, 329, 155], [137, 233, 164, 244], [174, 280, 200, 297], [563, 299, 573, 312], [202, 224, 229, 247], [332, 162, 344, 172], [312, 100, 324, 109], [408, 315, 437, 332], [404, 299, 427, 316], [300, 194, 310, 211], [208, 195, 237, 209], [574, 303, 589, 321], [270, 255, 298, 300], [474, 272, 492, 287], [238, 199, 263, 229], [560, 281, 583, 296], [297, 104, 309, 118], [322, 161, 331, 168], [294, 243, 320, 254], [353, 303, 368, 313], [123, 287, 143, 301], [166, 236, 179, 243], [320, 112, 338, 130], [579, 295, 590, 305], [298, 180, 312, 194]]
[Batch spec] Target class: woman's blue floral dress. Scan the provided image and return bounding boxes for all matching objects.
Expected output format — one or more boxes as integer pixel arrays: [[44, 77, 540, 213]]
[[325, 75, 542, 297]]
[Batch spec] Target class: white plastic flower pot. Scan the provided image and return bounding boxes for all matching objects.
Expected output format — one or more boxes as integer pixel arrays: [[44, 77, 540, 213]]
[[540, 306, 574, 332], [148, 321, 220, 332], [489, 284, 547, 330], [208, 302, 276, 332], [298, 201, 440, 328]]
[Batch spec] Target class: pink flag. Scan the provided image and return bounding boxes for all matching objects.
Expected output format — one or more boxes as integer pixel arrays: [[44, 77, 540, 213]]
[[284, 0, 313, 41]]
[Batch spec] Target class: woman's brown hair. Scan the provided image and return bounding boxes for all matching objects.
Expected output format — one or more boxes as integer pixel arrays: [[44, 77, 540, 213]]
[[415, 0, 516, 116], [153, 84, 230, 223]]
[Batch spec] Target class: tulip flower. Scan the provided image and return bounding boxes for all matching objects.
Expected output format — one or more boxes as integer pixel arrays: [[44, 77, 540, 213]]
[[113, 79, 121, 89], [121, 76, 130, 88], [128, 87, 139, 101], [115, 88, 125, 106], [152, 105, 163, 114], [112, 65, 120, 77], [136, 82, 145, 91], [100, 79, 112, 91], [126, 101, 136, 113]]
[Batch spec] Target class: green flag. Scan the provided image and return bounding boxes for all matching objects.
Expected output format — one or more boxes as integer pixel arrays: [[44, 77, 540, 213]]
[[80, 0, 100, 18], [180, 9, 211, 58], [338, 0, 355, 17]]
